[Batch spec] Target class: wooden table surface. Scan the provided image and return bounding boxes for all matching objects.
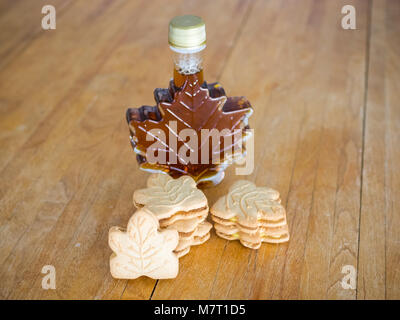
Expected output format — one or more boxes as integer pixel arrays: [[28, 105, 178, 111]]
[[0, 0, 399, 300]]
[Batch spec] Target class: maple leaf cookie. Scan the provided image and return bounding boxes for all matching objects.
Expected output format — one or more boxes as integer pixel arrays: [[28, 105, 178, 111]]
[[109, 209, 179, 279], [210, 180, 289, 249]]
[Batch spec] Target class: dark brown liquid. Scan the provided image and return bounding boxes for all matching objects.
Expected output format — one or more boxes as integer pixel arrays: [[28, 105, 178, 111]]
[[173, 68, 204, 88]]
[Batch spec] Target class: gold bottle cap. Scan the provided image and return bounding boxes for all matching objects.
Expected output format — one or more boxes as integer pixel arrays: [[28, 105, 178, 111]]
[[169, 15, 206, 52]]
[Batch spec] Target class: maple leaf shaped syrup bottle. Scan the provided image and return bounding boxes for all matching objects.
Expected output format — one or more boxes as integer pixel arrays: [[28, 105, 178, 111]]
[[126, 15, 253, 187]]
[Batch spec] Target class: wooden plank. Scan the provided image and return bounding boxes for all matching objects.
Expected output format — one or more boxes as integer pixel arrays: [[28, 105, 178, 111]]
[[384, 0, 400, 299], [357, 0, 385, 300], [298, 0, 369, 300], [358, 0, 400, 300]]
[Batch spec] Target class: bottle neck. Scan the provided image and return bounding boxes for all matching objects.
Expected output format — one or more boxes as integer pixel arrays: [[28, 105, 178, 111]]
[[171, 46, 205, 88]]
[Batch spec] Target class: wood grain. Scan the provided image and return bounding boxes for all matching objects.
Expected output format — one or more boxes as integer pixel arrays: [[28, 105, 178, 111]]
[[358, 0, 400, 300], [0, 0, 398, 299]]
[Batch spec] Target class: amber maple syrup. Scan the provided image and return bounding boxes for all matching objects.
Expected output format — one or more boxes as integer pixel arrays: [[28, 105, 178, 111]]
[[173, 68, 204, 88]]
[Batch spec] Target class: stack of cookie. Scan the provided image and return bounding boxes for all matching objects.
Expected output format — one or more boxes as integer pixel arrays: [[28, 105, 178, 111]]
[[210, 180, 289, 249], [133, 173, 212, 257]]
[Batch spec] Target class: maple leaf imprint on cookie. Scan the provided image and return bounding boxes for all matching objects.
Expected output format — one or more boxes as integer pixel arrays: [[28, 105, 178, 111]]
[[226, 180, 283, 222], [109, 209, 179, 279], [133, 173, 208, 220]]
